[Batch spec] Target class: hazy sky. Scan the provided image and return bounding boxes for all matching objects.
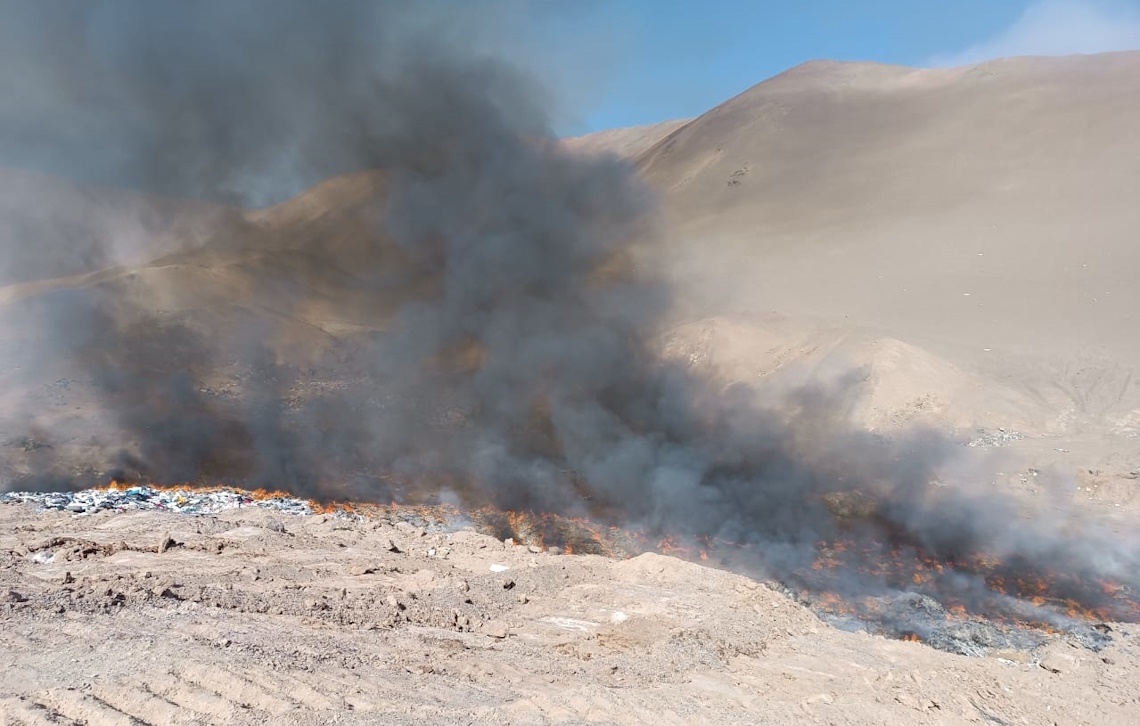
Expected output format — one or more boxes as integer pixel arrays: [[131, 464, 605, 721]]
[[561, 0, 1140, 133]]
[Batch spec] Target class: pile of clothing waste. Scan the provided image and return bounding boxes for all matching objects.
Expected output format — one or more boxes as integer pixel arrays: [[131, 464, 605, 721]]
[[0, 484, 316, 516]]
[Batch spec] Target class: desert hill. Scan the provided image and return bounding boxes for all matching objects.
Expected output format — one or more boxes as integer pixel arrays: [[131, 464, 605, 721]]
[[632, 52, 1140, 363], [3, 51, 1140, 726], [562, 118, 690, 159], [613, 52, 1140, 479], [2, 52, 1140, 490], [0, 167, 246, 286]]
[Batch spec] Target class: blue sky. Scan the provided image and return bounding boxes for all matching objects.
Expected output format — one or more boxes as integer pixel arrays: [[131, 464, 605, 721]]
[[543, 0, 1140, 133]]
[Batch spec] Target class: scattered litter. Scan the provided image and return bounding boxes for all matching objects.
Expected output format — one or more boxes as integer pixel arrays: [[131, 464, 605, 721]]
[[489, 564, 510, 573], [0, 485, 316, 517], [967, 428, 1025, 448], [540, 616, 598, 632]]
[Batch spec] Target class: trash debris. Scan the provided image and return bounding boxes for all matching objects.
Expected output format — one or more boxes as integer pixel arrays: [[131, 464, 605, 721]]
[[967, 428, 1025, 448], [489, 564, 510, 573], [1, 484, 316, 517]]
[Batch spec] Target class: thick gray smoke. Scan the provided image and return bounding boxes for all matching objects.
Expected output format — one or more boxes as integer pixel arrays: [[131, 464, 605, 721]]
[[0, 1, 1136, 631]]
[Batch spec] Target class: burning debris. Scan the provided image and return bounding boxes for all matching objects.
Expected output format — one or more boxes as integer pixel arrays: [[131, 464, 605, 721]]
[[1, 2, 1138, 657], [5, 481, 1136, 656], [0, 484, 315, 517]]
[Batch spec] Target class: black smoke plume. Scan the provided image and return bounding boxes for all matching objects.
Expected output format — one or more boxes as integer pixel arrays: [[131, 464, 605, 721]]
[[0, 1, 1136, 639]]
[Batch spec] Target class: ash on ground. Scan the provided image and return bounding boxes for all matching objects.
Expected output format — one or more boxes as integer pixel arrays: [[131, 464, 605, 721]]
[[779, 586, 1114, 657], [2, 484, 1116, 658]]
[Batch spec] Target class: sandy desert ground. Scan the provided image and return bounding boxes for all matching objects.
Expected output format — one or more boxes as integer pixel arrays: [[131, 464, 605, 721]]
[[3, 50, 1140, 724], [2, 503, 1139, 726]]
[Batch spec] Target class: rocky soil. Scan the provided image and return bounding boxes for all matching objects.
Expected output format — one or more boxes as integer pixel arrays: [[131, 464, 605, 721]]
[[1, 502, 1138, 725]]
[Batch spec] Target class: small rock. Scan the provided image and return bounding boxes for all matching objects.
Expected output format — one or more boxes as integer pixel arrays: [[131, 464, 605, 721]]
[[517, 593, 529, 604], [546, 546, 562, 556], [157, 533, 175, 554], [1, 590, 27, 603], [457, 580, 469, 592], [385, 538, 402, 554], [483, 620, 510, 639], [501, 579, 516, 590], [527, 545, 542, 554], [61, 572, 75, 585], [1039, 647, 1081, 674], [349, 563, 376, 576], [503, 538, 515, 548]]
